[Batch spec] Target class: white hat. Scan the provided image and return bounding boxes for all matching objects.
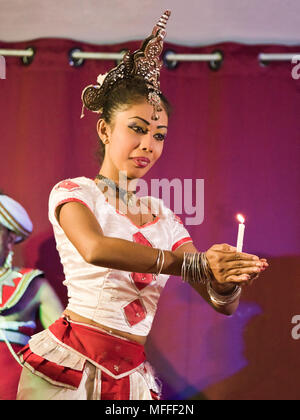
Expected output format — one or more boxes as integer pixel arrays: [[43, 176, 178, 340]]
[[0, 195, 33, 243]]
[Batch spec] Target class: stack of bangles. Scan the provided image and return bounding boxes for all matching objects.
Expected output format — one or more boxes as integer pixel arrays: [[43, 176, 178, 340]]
[[155, 250, 241, 306]]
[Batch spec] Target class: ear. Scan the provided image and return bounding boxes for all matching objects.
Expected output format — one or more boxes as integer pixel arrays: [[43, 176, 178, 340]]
[[96, 119, 110, 144], [7, 231, 17, 250]]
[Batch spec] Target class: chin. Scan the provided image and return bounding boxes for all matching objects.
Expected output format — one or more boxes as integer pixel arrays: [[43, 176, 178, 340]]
[[127, 172, 143, 180], [127, 167, 150, 179]]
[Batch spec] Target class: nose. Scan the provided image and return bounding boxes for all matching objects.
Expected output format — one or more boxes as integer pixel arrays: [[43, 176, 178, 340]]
[[139, 132, 154, 153]]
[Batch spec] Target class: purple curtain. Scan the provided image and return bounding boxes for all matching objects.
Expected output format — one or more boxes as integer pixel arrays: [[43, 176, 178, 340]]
[[0, 38, 299, 400]]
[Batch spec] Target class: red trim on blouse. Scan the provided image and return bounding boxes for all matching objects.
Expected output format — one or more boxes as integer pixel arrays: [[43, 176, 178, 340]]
[[55, 180, 80, 191], [172, 237, 193, 251]]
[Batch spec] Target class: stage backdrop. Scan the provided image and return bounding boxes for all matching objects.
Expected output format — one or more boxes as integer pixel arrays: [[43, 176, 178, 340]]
[[0, 38, 299, 400]]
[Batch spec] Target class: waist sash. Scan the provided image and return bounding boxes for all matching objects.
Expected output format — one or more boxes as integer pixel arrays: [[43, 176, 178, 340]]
[[18, 317, 146, 389]]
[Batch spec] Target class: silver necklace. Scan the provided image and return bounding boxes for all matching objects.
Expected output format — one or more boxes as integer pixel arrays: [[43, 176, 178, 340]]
[[95, 174, 146, 226], [95, 174, 137, 207]]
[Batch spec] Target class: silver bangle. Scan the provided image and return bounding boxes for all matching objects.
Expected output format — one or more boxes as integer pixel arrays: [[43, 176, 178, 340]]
[[181, 252, 213, 284], [181, 252, 242, 304], [206, 281, 242, 306], [155, 249, 165, 276]]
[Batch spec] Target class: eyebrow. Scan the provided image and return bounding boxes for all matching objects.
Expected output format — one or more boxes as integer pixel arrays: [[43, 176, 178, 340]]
[[129, 116, 168, 130]]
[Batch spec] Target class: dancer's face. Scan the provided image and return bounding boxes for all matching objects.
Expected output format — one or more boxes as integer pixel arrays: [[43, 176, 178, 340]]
[[97, 100, 168, 182]]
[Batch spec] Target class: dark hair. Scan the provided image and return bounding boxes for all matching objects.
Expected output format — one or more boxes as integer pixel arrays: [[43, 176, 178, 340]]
[[95, 77, 172, 163]]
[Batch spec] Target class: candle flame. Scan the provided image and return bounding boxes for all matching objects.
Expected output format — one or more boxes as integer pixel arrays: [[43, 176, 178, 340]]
[[237, 214, 245, 224]]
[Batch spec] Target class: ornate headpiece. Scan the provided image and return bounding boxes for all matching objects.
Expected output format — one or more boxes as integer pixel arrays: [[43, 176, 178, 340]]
[[81, 10, 171, 121]]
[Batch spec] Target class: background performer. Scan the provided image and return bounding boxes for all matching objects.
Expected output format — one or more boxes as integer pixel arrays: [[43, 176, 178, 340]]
[[0, 192, 63, 400]]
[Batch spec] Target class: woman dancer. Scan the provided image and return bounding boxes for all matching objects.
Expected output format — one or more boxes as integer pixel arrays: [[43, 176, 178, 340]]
[[17, 10, 268, 400]]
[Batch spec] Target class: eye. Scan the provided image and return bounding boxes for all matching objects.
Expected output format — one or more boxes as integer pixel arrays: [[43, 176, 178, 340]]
[[154, 133, 166, 141], [129, 124, 147, 134]]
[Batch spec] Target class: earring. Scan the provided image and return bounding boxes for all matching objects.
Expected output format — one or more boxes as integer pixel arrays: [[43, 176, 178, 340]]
[[4, 250, 14, 269], [100, 137, 109, 145]]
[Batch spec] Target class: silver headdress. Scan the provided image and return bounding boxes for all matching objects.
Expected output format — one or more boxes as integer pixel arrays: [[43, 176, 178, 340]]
[[81, 10, 171, 121]]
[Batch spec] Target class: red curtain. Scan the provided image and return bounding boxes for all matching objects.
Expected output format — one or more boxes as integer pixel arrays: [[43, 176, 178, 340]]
[[0, 38, 299, 400]]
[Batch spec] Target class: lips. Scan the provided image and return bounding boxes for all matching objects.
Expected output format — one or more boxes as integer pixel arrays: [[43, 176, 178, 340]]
[[131, 157, 150, 168]]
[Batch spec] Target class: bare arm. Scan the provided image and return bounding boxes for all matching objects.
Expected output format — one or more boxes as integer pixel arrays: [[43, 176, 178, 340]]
[[57, 201, 268, 316], [57, 201, 183, 276]]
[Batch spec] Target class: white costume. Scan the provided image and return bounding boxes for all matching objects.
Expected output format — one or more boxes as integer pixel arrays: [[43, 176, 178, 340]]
[[49, 177, 192, 335], [16, 10, 193, 401], [17, 177, 193, 400]]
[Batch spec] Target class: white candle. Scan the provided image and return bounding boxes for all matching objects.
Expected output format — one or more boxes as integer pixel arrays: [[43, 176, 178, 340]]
[[236, 214, 245, 252]]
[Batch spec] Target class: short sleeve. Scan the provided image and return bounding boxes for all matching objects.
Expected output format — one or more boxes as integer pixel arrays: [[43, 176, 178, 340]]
[[48, 178, 95, 227], [165, 207, 193, 251], [152, 199, 193, 251]]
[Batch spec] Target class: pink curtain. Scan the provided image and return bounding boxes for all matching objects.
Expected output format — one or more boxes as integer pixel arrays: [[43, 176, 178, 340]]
[[0, 38, 299, 400]]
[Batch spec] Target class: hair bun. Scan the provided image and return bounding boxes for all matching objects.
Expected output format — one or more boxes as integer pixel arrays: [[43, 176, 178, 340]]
[[81, 84, 103, 113]]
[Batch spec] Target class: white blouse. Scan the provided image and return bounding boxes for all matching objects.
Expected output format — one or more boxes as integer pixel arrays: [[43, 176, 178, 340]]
[[48, 176, 193, 336]]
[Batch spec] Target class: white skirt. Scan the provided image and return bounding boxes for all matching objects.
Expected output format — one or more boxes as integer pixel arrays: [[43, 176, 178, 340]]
[[17, 359, 160, 400], [16, 325, 162, 401]]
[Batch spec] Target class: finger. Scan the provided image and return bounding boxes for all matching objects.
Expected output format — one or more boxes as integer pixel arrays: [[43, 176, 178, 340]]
[[225, 274, 252, 283], [225, 266, 262, 279], [225, 272, 260, 286], [260, 259, 269, 267], [225, 252, 260, 263], [226, 266, 263, 276], [235, 277, 257, 287], [227, 260, 264, 270]]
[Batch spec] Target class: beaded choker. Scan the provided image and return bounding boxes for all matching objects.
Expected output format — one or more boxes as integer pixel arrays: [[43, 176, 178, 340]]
[[95, 174, 137, 206]]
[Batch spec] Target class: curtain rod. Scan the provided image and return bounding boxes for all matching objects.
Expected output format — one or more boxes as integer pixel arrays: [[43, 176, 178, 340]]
[[70, 50, 223, 62], [0, 48, 34, 57], [69, 50, 225, 69], [0, 47, 34, 65], [258, 53, 300, 62], [0, 48, 299, 66]]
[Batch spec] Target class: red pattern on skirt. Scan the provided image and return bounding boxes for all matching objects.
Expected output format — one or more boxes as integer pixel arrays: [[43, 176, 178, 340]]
[[18, 317, 146, 397]]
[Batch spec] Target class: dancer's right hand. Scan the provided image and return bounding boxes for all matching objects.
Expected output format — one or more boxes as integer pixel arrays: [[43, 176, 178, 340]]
[[205, 243, 269, 289]]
